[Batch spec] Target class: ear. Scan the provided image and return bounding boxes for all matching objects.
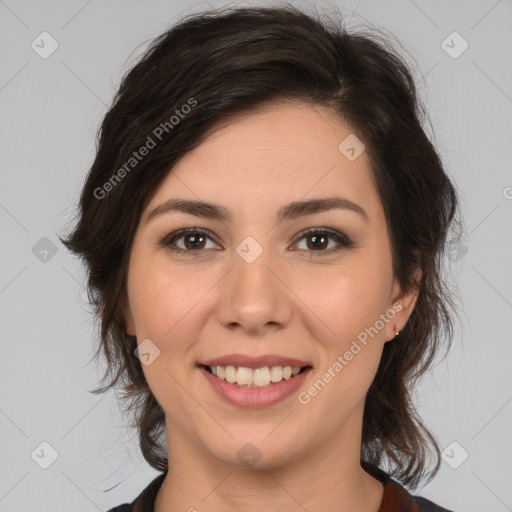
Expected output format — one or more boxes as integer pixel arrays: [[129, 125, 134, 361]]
[[385, 266, 422, 342], [119, 290, 136, 336]]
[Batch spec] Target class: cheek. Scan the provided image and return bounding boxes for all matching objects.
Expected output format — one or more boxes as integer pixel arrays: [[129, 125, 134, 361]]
[[292, 251, 393, 401], [293, 255, 393, 344], [125, 261, 184, 388], [294, 264, 390, 425], [127, 252, 202, 339], [125, 256, 207, 413]]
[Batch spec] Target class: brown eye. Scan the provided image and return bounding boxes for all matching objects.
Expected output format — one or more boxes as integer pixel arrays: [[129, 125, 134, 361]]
[[293, 228, 354, 256], [160, 228, 219, 255], [305, 233, 329, 250], [159, 226, 354, 257], [182, 232, 207, 250]]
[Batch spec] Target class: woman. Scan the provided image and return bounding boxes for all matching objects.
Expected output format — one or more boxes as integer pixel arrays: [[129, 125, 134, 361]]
[[61, 4, 460, 511]]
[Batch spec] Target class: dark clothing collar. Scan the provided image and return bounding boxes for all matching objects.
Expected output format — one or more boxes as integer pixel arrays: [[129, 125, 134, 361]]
[[108, 461, 454, 512]]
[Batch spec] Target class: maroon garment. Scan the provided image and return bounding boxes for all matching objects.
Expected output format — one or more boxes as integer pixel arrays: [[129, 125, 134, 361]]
[[362, 461, 454, 512], [107, 461, 454, 512]]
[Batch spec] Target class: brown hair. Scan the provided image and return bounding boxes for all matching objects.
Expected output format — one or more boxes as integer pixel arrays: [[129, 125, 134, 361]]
[[60, 3, 461, 490]]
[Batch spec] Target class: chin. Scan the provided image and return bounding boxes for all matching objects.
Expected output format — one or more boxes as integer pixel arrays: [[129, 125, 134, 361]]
[[206, 433, 305, 471]]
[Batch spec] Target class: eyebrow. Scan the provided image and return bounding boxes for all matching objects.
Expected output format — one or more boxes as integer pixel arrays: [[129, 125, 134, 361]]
[[146, 196, 368, 224]]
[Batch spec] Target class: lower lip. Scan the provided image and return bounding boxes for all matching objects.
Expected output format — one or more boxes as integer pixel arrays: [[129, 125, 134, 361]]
[[199, 366, 312, 408]]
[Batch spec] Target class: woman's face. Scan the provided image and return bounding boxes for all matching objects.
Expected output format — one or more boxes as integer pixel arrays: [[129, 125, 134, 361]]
[[122, 102, 419, 470]]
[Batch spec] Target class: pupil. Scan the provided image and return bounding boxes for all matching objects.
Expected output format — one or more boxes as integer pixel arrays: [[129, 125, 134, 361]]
[[186, 234, 204, 249], [308, 234, 326, 250]]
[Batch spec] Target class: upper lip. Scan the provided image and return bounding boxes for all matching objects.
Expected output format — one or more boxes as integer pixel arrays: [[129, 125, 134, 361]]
[[200, 354, 312, 370]]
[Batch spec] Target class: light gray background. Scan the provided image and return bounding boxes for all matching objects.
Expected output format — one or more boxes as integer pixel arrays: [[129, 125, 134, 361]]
[[1, 0, 511, 510]]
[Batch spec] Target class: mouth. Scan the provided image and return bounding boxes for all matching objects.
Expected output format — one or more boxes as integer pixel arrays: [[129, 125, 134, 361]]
[[198, 363, 313, 389]]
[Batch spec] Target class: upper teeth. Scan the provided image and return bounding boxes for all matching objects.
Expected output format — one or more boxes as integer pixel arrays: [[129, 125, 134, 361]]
[[209, 365, 302, 388]]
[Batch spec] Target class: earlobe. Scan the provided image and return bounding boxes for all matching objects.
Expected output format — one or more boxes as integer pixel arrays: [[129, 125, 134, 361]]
[[387, 267, 422, 341]]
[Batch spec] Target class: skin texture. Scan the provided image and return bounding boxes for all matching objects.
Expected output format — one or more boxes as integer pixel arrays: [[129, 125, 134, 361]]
[[122, 102, 420, 512]]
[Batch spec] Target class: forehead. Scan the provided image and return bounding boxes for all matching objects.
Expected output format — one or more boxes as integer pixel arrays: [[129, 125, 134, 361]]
[[145, 103, 382, 224]]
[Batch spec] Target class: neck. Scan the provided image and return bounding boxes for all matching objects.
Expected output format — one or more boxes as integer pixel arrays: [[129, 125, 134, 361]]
[[154, 413, 384, 512]]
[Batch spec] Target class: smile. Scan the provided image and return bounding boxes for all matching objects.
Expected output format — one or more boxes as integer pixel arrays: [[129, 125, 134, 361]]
[[198, 364, 313, 408], [201, 364, 311, 388]]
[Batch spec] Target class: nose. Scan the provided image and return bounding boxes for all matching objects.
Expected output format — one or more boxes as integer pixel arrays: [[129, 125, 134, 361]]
[[215, 240, 294, 335]]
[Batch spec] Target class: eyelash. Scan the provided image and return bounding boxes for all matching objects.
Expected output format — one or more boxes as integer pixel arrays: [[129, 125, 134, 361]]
[[158, 226, 355, 258]]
